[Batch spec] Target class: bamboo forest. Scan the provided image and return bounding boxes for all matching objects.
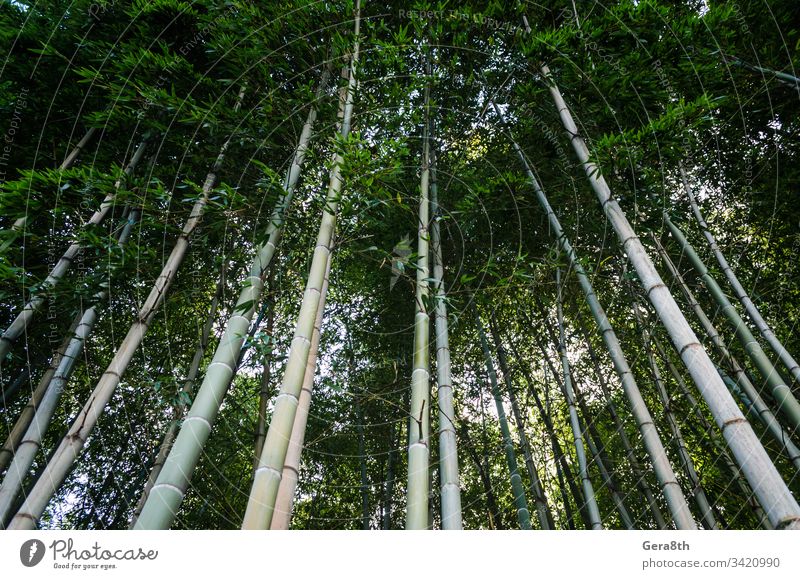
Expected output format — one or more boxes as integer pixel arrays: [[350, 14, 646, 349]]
[[0, 0, 799, 532]]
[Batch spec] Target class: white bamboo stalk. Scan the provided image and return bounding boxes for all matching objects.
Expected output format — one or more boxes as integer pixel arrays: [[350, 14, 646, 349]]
[[242, 4, 360, 529], [681, 166, 800, 386], [541, 64, 800, 529], [406, 65, 432, 531], [0, 136, 147, 366], [6, 87, 246, 530], [556, 267, 602, 530], [429, 127, 463, 530], [270, 250, 332, 530]]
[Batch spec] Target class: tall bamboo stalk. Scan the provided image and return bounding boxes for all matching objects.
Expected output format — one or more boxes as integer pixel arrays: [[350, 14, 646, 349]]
[[270, 251, 332, 529], [680, 166, 799, 381], [570, 376, 635, 529], [128, 263, 226, 528], [654, 233, 800, 469], [511, 332, 586, 529], [135, 69, 331, 530], [0, 211, 140, 527], [242, 5, 360, 529], [405, 65, 433, 531], [494, 101, 695, 529], [664, 215, 800, 436], [429, 120, 463, 531], [475, 311, 532, 529], [0, 136, 148, 366], [540, 64, 800, 529], [6, 87, 246, 530], [490, 316, 553, 529], [556, 267, 602, 529]]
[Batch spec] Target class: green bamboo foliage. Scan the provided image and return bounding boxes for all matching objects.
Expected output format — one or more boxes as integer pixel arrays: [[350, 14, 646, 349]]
[[494, 102, 695, 529], [5, 86, 247, 530], [540, 64, 800, 530], [2, 126, 97, 250], [0, 137, 148, 367], [664, 215, 800, 437], [680, 167, 800, 386], [135, 69, 331, 530], [556, 268, 602, 530], [405, 68, 433, 532], [429, 121, 463, 530], [653, 234, 800, 471], [0, 211, 140, 527], [242, 2, 361, 530], [270, 250, 332, 530], [475, 310, 532, 530]]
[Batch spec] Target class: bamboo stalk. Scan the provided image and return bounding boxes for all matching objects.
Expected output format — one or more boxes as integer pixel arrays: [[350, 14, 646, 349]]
[[556, 267, 603, 529], [490, 316, 553, 529], [406, 58, 432, 531], [475, 311, 532, 530], [128, 262, 226, 528], [429, 117, 463, 531], [270, 251, 332, 529]]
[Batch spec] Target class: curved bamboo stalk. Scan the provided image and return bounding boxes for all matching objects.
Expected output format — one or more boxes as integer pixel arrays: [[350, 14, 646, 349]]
[[664, 215, 800, 436], [494, 101, 695, 529], [270, 250, 332, 529], [556, 268, 602, 529], [653, 233, 800, 471], [135, 70, 331, 529], [476, 311, 532, 530], [0, 136, 148, 366], [680, 169, 795, 370], [429, 124, 463, 531], [540, 64, 800, 529], [242, 5, 360, 529], [6, 86, 246, 530]]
